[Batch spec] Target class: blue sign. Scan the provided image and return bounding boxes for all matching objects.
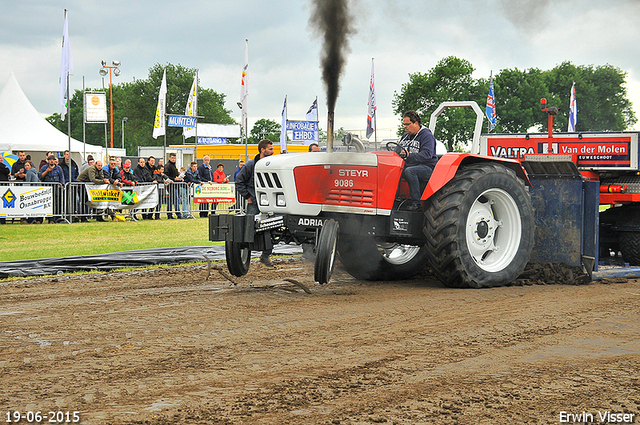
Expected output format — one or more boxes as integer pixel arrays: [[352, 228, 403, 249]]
[[167, 115, 197, 128], [287, 120, 318, 142], [198, 137, 227, 145]]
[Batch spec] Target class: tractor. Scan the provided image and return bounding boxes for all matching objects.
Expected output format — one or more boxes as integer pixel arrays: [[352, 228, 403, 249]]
[[210, 101, 601, 287]]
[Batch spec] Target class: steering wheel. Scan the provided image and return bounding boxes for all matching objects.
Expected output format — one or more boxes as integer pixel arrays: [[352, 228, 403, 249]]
[[386, 141, 405, 157]]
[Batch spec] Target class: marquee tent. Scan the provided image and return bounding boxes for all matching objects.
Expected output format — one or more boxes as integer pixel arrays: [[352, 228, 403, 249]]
[[0, 73, 104, 165]]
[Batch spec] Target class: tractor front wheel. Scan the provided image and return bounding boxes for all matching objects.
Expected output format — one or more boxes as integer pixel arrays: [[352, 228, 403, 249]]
[[225, 241, 251, 277]]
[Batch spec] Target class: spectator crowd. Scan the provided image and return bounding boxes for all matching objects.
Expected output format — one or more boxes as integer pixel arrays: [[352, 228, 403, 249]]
[[0, 151, 242, 224]]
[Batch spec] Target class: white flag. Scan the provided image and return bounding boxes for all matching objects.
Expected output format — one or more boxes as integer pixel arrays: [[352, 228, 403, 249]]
[[305, 98, 318, 121], [184, 75, 198, 138], [568, 82, 577, 132], [152, 69, 167, 139], [59, 10, 73, 121], [366, 59, 376, 138], [280, 96, 287, 152]]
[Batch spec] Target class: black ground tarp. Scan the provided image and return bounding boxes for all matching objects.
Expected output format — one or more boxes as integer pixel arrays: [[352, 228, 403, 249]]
[[0, 245, 303, 278]]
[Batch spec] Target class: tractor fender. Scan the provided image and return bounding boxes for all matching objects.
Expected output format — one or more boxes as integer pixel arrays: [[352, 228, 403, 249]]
[[421, 153, 530, 201]]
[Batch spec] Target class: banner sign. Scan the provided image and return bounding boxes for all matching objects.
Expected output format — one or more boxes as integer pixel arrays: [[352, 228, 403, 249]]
[[193, 183, 235, 203], [198, 137, 227, 145], [85, 184, 158, 209], [0, 185, 54, 218], [483, 134, 637, 170], [84, 92, 108, 123], [167, 115, 197, 128], [286, 120, 318, 144]]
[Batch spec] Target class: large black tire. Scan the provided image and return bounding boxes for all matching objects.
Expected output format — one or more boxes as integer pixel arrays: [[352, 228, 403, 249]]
[[615, 206, 640, 265], [620, 232, 640, 265], [225, 241, 251, 277], [424, 163, 534, 288], [337, 236, 428, 281], [314, 219, 339, 284]]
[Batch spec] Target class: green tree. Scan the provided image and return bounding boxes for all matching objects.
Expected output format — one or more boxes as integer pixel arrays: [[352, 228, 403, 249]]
[[47, 63, 236, 156], [492, 67, 547, 133], [393, 58, 637, 151], [544, 62, 636, 132], [249, 118, 281, 144], [393, 56, 483, 151]]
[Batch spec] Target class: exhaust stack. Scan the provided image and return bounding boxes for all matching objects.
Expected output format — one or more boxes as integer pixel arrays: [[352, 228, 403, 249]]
[[327, 111, 334, 152]]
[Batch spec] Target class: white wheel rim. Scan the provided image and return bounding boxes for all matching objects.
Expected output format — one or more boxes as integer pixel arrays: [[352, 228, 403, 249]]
[[379, 243, 421, 265], [465, 188, 521, 272]]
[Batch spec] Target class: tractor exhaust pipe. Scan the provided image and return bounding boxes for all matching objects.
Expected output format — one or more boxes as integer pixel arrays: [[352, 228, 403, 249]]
[[327, 111, 334, 152]]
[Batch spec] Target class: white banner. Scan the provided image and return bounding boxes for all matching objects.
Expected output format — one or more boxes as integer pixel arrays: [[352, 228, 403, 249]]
[[84, 92, 107, 123], [1, 185, 54, 218], [84, 184, 158, 210]]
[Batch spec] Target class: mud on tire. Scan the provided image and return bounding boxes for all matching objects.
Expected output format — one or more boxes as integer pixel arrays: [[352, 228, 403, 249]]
[[423, 162, 534, 288]]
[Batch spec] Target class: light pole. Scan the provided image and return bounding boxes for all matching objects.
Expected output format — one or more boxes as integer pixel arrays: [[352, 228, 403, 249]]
[[121, 117, 128, 150], [99, 60, 121, 149]]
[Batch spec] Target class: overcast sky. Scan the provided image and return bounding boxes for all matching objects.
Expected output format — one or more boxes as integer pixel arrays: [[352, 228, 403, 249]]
[[1, 0, 639, 143]]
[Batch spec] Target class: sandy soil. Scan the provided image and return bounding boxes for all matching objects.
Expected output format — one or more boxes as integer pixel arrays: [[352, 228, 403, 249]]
[[1, 256, 640, 424]]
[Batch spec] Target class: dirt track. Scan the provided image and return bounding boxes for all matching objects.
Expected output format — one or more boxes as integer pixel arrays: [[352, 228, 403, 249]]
[[2, 257, 640, 424]]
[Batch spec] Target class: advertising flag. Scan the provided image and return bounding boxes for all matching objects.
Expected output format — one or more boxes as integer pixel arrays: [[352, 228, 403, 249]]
[[568, 82, 577, 132], [486, 78, 497, 131], [305, 98, 318, 121], [280, 96, 287, 152], [184, 75, 198, 138], [366, 59, 376, 139], [59, 10, 73, 121], [152, 69, 167, 139], [240, 39, 249, 133]]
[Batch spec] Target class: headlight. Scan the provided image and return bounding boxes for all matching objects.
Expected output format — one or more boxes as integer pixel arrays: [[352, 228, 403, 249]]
[[276, 193, 286, 207], [259, 193, 269, 206]]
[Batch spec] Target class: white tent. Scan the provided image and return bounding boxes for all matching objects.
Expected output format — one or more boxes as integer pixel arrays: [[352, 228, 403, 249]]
[[0, 73, 104, 165]]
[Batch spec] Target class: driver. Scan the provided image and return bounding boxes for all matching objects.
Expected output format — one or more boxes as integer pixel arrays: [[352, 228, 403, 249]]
[[397, 110, 438, 211]]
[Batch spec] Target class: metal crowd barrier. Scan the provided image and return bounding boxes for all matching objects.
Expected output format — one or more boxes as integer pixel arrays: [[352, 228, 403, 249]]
[[0, 181, 241, 224]]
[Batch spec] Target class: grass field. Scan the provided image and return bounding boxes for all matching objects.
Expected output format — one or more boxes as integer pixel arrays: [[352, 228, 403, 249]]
[[0, 217, 218, 262]]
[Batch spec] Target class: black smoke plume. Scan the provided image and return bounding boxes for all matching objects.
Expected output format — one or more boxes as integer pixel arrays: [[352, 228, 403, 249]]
[[309, 0, 357, 113]]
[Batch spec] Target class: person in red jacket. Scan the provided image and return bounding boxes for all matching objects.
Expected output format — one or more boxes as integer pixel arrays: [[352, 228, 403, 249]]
[[213, 163, 229, 183], [212, 163, 229, 214]]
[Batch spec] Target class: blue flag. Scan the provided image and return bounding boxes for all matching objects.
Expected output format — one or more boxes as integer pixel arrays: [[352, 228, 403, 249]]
[[486, 79, 497, 131]]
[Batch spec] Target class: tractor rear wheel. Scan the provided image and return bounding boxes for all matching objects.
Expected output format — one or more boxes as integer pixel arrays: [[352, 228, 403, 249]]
[[424, 163, 534, 288], [225, 241, 251, 277], [337, 236, 428, 281]]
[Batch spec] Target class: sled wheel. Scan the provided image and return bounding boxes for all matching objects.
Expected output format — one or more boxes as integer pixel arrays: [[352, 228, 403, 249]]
[[225, 241, 251, 277], [314, 219, 339, 284], [337, 236, 428, 281], [424, 162, 534, 288]]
